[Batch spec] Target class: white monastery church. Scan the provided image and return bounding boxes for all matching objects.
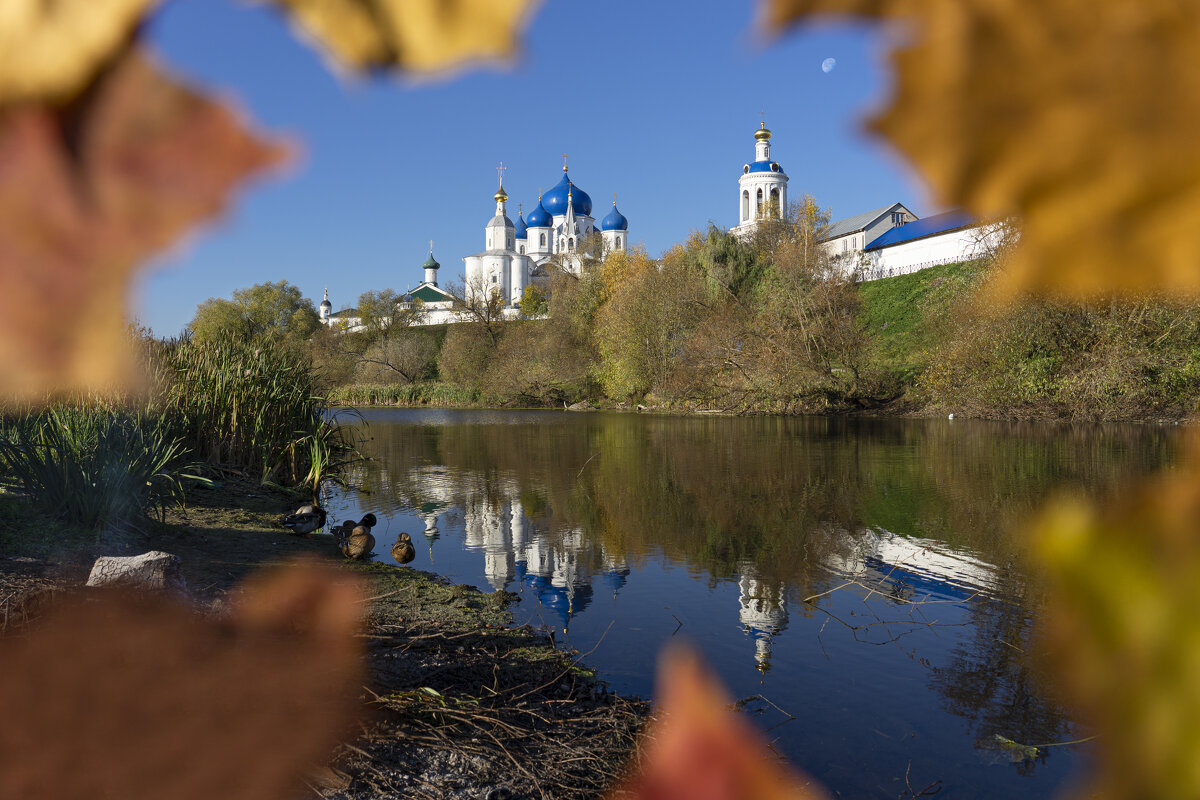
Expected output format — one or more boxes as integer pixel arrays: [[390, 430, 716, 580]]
[[463, 160, 630, 307], [318, 123, 999, 330]]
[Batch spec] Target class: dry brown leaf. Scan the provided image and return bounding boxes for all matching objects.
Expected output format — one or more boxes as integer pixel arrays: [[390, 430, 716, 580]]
[[764, 0, 1200, 298], [262, 0, 539, 74], [610, 644, 829, 800], [0, 559, 363, 800], [0, 0, 158, 106], [0, 48, 289, 402], [1032, 433, 1200, 798]]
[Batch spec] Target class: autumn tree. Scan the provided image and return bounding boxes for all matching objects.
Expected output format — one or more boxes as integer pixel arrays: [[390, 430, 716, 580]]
[[354, 330, 441, 385], [593, 247, 705, 400], [189, 280, 320, 351]]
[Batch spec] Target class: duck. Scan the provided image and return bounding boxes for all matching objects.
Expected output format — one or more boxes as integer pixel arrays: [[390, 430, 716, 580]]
[[390, 533, 415, 566], [338, 514, 376, 560], [280, 504, 326, 535]]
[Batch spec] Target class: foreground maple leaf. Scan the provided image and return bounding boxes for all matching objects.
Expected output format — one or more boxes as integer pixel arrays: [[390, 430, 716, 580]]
[[764, 0, 1200, 298], [261, 0, 540, 75], [611, 644, 829, 800], [0, 560, 363, 800], [0, 48, 288, 402]]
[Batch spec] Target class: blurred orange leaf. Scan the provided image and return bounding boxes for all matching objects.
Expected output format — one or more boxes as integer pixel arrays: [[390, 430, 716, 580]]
[[611, 644, 829, 800], [0, 560, 363, 800], [0, 0, 158, 107], [1033, 434, 1200, 798], [763, 0, 1200, 298], [0, 48, 289, 402], [263, 0, 540, 74]]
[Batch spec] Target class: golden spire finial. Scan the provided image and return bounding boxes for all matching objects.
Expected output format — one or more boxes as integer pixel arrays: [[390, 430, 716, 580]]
[[613, 192, 617, 206], [429, 239, 434, 254], [562, 153, 569, 173]]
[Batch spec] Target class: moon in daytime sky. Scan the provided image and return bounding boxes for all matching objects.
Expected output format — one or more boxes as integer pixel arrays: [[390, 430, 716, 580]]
[[821, 57, 837, 73]]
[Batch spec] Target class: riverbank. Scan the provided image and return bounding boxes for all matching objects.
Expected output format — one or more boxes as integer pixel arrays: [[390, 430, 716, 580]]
[[319, 257, 1200, 424], [0, 477, 647, 799]]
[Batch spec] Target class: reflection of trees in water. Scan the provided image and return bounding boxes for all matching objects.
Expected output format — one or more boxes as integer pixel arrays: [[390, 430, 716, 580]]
[[342, 414, 1171, 592], [928, 572, 1075, 775]]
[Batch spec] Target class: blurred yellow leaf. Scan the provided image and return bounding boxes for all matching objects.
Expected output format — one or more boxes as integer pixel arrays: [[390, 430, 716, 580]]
[[763, 0, 1200, 298], [0, 0, 158, 106], [0, 49, 289, 402], [263, 0, 540, 74], [1032, 434, 1200, 798], [611, 644, 829, 800]]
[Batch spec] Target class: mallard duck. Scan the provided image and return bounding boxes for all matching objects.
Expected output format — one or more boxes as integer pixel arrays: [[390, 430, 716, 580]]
[[391, 533, 415, 566], [339, 514, 376, 560], [280, 504, 326, 535]]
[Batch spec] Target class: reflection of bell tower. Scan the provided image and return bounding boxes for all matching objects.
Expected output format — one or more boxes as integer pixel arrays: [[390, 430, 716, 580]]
[[738, 572, 789, 672], [422, 513, 440, 560]]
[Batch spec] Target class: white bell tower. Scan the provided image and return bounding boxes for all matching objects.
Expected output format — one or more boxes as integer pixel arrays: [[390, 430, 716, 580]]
[[733, 120, 789, 238]]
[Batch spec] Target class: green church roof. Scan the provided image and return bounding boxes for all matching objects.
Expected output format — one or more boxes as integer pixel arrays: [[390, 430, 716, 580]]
[[410, 284, 454, 303]]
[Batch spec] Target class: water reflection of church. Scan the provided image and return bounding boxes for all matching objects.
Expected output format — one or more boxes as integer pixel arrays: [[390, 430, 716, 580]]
[[458, 479, 631, 632], [401, 466, 1000, 672]]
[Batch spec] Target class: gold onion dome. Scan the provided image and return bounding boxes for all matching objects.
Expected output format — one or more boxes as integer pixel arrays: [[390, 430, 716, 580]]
[[494, 185, 508, 202], [754, 122, 772, 141]]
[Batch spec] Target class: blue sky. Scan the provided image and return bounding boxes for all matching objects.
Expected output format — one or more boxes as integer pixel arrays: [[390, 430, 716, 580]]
[[135, 0, 929, 335]]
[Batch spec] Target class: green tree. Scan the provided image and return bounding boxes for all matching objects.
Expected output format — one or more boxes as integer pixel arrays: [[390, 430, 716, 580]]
[[356, 289, 403, 339], [189, 280, 319, 350], [518, 285, 549, 318]]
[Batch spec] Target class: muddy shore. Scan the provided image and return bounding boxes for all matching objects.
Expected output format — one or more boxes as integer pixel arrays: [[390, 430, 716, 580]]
[[0, 477, 647, 799]]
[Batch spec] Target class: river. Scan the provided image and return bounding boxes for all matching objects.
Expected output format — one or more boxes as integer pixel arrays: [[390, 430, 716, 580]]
[[325, 408, 1176, 799]]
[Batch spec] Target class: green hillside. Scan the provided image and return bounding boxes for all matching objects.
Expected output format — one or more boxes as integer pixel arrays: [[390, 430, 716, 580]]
[[857, 260, 985, 382]]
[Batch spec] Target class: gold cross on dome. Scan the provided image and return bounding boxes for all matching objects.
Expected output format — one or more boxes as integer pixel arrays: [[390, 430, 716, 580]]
[[429, 239, 434, 253], [496, 162, 506, 187], [562, 153, 569, 172], [760, 110, 766, 126]]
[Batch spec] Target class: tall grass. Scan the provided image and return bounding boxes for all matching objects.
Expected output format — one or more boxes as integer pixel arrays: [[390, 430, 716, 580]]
[[156, 337, 350, 486], [0, 402, 194, 527]]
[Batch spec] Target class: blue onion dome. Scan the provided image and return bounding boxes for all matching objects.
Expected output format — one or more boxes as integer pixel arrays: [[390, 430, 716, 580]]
[[541, 173, 592, 216], [526, 197, 553, 227], [600, 202, 628, 231], [745, 160, 786, 174], [514, 212, 528, 240]]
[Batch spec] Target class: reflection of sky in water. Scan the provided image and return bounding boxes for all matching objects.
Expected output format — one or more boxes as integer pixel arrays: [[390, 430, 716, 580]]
[[324, 408, 1173, 799]]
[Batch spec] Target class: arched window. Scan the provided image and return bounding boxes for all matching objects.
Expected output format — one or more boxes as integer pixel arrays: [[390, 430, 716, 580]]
[[568, 237, 574, 250], [756, 188, 763, 217], [540, 233, 546, 247], [507, 236, 513, 250], [770, 188, 781, 218], [519, 244, 525, 254], [616, 236, 622, 249], [741, 190, 749, 221]]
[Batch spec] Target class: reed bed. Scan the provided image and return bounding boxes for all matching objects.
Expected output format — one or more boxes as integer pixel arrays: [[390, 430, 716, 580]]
[[156, 338, 349, 487], [0, 338, 351, 530], [327, 382, 481, 408]]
